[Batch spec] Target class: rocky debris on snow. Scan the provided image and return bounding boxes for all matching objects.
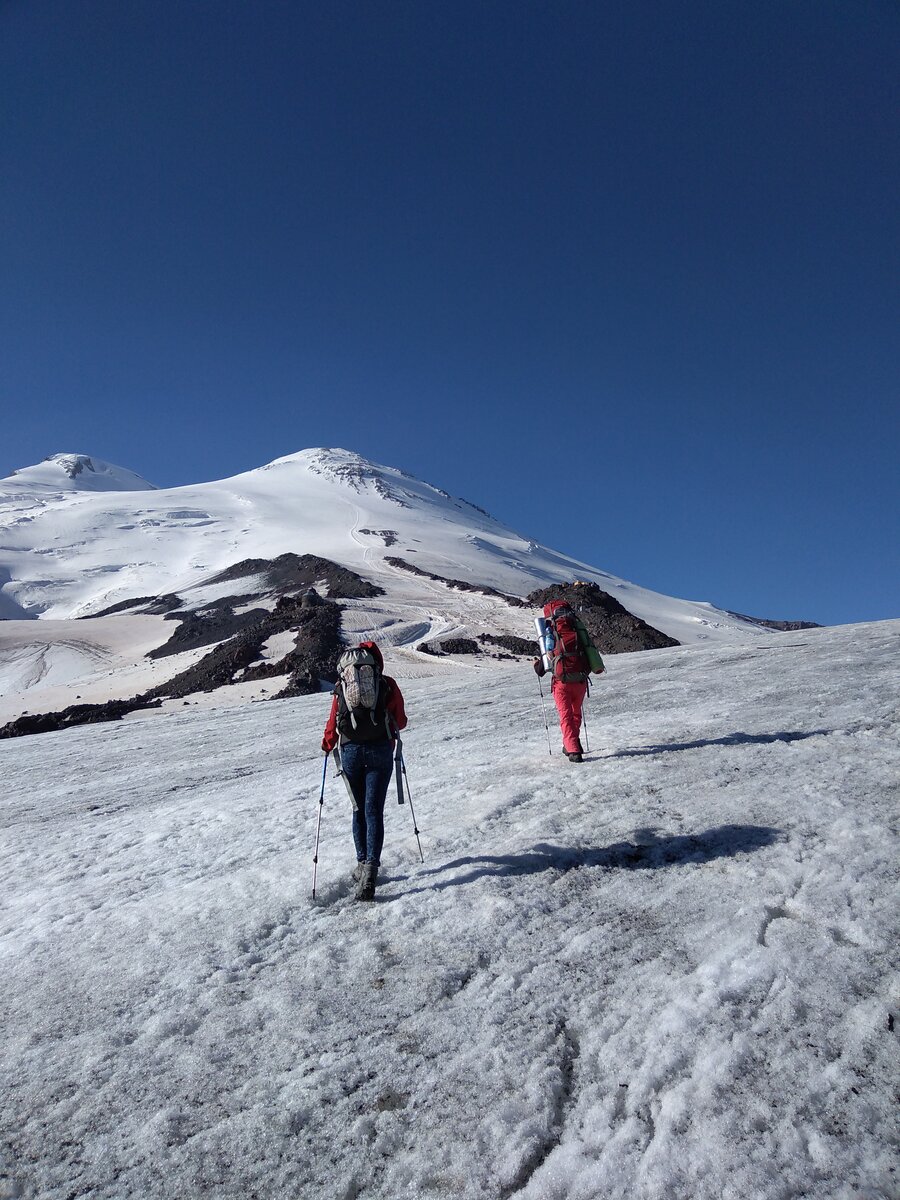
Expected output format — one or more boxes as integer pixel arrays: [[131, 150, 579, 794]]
[[147, 603, 271, 659], [305, 451, 412, 506], [0, 596, 345, 740], [458, 498, 491, 517], [265, 603, 344, 698], [358, 529, 399, 546], [86, 594, 183, 618], [302, 449, 501, 521], [417, 638, 481, 656], [526, 582, 679, 653], [727, 611, 822, 631], [86, 556, 380, 623], [201, 552, 384, 599], [385, 556, 528, 608], [144, 630, 275, 698], [478, 633, 537, 656], [0, 696, 161, 739], [4, 557, 365, 741], [54, 454, 92, 480], [145, 596, 343, 701]]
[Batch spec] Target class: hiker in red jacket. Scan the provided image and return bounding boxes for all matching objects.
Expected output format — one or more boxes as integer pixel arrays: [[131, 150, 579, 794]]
[[322, 641, 407, 900], [533, 600, 604, 763]]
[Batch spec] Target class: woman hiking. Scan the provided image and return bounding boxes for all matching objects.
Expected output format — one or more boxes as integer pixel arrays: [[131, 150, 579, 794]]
[[321, 641, 407, 900], [533, 599, 604, 762]]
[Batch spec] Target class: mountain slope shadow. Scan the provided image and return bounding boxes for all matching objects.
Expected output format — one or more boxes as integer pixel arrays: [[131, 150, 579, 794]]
[[400, 825, 781, 894], [608, 730, 831, 758]]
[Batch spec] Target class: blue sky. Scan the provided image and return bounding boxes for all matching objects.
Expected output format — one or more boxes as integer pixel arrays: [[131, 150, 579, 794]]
[[2, 0, 898, 626]]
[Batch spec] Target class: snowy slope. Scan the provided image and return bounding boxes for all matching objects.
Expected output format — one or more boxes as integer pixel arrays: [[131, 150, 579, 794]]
[[0, 615, 224, 724], [1, 619, 897, 1199], [0, 448, 765, 645]]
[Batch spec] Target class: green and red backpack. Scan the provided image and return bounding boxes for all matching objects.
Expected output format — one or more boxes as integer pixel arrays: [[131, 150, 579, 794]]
[[543, 601, 605, 682]]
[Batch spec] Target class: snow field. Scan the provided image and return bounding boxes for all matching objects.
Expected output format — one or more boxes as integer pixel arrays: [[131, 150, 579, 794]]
[[0, 616, 229, 725], [1, 620, 898, 1199]]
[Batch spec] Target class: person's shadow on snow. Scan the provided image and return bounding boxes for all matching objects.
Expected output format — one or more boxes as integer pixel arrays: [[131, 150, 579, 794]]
[[396, 825, 780, 895], [605, 729, 830, 757]]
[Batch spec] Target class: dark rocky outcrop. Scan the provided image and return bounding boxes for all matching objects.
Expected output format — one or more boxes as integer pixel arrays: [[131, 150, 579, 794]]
[[385, 556, 528, 607], [525, 582, 679, 653], [202, 553, 383, 599], [267, 598, 344, 698], [2, 554, 380, 738], [358, 529, 399, 547], [1, 595, 344, 739], [727, 612, 822, 631], [143, 631, 271, 699], [86, 594, 182, 618], [144, 596, 343, 701], [85, 554, 381, 624], [478, 633, 536, 656], [148, 604, 271, 659], [0, 697, 161, 739], [417, 638, 480, 656]]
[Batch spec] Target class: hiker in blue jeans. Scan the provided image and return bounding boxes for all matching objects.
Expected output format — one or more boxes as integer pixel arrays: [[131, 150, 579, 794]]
[[341, 741, 394, 867], [321, 641, 408, 900]]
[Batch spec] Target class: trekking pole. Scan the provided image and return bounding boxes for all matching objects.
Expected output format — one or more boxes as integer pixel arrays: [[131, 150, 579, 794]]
[[394, 736, 406, 806], [332, 747, 358, 811], [581, 701, 590, 753], [311, 754, 328, 899], [537, 676, 553, 756], [395, 736, 424, 862]]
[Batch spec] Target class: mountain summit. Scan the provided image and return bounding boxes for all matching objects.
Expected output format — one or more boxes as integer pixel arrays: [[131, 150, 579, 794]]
[[3, 453, 157, 493], [0, 447, 763, 646]]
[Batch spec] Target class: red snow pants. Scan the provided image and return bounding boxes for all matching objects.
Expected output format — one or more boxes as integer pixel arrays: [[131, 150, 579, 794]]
[[552, 679, 588, 753]]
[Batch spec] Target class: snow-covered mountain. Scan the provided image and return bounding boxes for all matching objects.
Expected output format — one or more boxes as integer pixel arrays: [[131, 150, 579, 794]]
[[2, 452, 158, 494], [2, 451, 895, 1195], [1, 447, 761, 636], [0, 447, 782, 726]]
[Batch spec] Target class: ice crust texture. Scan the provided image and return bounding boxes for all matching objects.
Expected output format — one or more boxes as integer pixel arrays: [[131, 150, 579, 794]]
[[1, 618, 897, 1199]]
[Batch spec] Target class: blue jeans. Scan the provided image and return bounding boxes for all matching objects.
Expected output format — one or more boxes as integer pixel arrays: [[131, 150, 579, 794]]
[[341, 740, 394, 865]]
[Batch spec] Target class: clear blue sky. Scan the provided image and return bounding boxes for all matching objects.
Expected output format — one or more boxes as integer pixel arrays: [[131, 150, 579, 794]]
[[2, 1, 898, 626]]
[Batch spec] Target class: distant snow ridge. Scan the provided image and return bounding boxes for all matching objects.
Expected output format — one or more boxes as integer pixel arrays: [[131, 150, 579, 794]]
[[44, 454, 105, 480], [302, 448, 497, 519], [4, 453, 157, 493], [303, 447, 414, 506]]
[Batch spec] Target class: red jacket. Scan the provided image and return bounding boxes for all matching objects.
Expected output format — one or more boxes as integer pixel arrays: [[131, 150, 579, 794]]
[[321, 641, 408, 752]]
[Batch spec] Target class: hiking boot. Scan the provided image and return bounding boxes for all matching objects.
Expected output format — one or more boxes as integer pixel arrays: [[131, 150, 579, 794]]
[[356, 861, 378, 901], [352, 862, 365, 882], [564, 750, 583, 763]]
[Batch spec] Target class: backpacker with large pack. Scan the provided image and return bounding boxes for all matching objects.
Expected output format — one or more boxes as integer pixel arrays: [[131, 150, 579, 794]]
[[334, 647, 393, 742], [536, 600, 605, 682]]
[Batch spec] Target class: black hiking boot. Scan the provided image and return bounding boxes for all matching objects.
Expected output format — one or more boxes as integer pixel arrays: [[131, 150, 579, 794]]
[[352, 862, 365, 882], [356, 861, 378, 901], [564, 750, 584, 763]]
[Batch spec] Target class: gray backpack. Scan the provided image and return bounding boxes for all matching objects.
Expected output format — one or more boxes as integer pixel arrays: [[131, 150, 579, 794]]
[[335, 648, 391, 741]]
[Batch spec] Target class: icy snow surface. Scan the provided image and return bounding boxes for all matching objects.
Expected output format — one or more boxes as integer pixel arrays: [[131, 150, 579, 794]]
[[0, 617, 213, 724], [2, 619, 898, 1199]]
